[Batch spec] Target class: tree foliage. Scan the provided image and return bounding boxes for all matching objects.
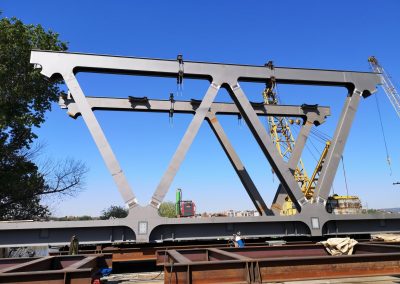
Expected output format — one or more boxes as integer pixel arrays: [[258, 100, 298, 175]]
[[158, 202, 177, 218], [0, 16, 86, 220], [100, 206, 128, 220], [0, 16, 67, 150]]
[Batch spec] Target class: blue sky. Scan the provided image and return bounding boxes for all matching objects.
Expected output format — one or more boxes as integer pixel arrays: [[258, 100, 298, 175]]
[[1, 0, 400, 216]]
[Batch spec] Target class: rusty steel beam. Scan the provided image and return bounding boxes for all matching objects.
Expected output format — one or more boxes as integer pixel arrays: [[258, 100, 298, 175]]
[[51, 241, 280, 263], [157, 243, 400, 283], [0, 254, 111, 284]]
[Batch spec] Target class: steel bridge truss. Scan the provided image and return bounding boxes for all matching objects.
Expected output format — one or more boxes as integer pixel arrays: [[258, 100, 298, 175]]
[[1, 50, 400, 246]]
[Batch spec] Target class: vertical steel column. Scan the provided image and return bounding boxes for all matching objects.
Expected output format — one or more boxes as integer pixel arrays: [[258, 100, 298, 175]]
[[228, 84, 306, 211], [313, 89, 362, 202], [272, 122, 313, 212], [150, 82, 221, 207], [206, 112, 271, 215], [63, 72, 137, 207]]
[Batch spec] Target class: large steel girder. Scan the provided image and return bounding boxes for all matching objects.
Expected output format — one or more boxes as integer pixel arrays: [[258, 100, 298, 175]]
[[30, 51, 379, 210], [2, 50, 392, 245]]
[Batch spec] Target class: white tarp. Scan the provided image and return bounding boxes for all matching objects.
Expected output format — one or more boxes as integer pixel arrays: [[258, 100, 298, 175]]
[[372, 233, 400, 242], [318, 237, 358, 256]]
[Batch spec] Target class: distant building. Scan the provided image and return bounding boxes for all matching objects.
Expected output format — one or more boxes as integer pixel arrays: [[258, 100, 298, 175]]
[[198, 210, 261, 218], [225, 210, 260, 217]]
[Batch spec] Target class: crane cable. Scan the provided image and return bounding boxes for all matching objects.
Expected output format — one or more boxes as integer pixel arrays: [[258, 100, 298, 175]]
[[374, 93, 393, 175], [341, 155, 350, 197]]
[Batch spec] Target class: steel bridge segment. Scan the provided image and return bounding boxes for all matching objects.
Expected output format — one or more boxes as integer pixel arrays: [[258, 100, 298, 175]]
[[11, 50, 395, 245], [31, 50, 380, 208], [60, 96, 329, 216], [2, 209, 400, 246]]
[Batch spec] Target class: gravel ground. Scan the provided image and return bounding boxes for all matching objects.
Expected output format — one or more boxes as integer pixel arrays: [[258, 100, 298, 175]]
[[101, 271, 164, 283]]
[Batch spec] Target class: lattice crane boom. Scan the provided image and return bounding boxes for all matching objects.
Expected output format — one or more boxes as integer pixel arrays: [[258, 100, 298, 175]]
[[262, 77, 312, 199], [368, 56, 400, 118], [263, 70, 332, 208]]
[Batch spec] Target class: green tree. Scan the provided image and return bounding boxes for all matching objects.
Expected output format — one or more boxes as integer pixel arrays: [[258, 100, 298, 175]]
[[158, 202, 177, 218], [100, 205, 128, 220], [0, 16, 85, 220]]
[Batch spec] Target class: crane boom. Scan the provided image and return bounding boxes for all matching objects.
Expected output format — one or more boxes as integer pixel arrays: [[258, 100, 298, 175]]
[[368, 56, 400, 118], [262, 77, 311, 199], [264, 62, 361, 216]]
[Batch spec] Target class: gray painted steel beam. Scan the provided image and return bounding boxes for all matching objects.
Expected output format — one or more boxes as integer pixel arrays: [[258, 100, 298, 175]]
[[61, 96, 330, 120], [31, 50, 379, 91], [313, 89, 363, 202], [2, 209, 400, 247], [150, 83, 221, 207], [228, 84, 306, 211], [206, 112, 271, 216], [63, 73, 137, 207], [289, 122, 314, 172]]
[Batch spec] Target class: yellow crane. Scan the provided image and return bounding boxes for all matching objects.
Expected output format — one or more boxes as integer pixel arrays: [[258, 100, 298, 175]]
[[263, 77, 312, 198], [264, 60, 387, 215], [263, 64, 365, 216]]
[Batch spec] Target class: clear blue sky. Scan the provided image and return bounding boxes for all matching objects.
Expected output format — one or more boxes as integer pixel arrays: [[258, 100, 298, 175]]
[[2, 0, 400, 216]]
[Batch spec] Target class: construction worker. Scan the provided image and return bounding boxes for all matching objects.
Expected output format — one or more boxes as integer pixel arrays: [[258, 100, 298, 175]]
[[233, 232, 245, 248], [69, 235, 79, 255]]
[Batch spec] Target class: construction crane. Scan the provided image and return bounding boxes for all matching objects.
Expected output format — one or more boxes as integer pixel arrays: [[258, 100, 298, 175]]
[[368, 56, 400, 119], [262, 77, 310, 195], [368, 56, 400, 179], [263, 72, 331, 214], [264, 62, 360, 215]]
